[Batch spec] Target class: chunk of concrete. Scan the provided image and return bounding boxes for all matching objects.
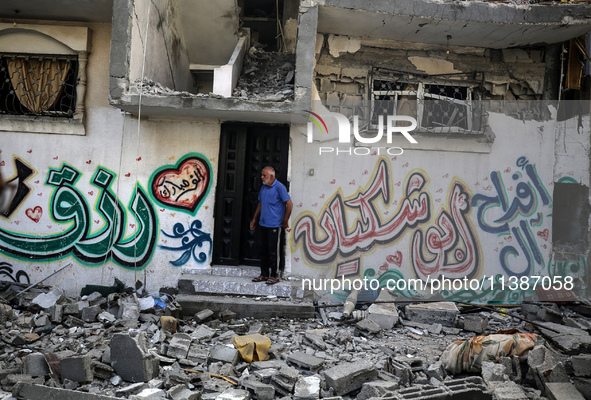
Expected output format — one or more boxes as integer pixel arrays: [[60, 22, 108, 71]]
[[60, 355, 93, 383], [195, 309, 214, 323], [357, 380, 399, 400], [167, 384, 200, 400], [110, 332, 160, 383], [32, 289, 64, 309], [355, 318, 382, 334], [527, 346, 569, 389], [367, 302, 399, 329], [167, 333, 192, 359], [215, 388, 251, 400], [293, 375, 320, 400], [287, 351, 324, 372], [573, 377, 591, 400], [271, 365, 299, 395], [539, 322, 591, 354], [572, 355, 591, 377], [81, 305, 101, 322], [463, 315, 488, 333], [481, 361, 507, 384], [304, 331, 326, 350], [545, 382, 586, 400], [405, 302, 459, 327], [23, 353, 50, 377], [210, 346, 239, 365], [191, 325, 216, 341], [323, 360, 377, 396], [242, 379, 275, 400], [488, 381, 528, 400]]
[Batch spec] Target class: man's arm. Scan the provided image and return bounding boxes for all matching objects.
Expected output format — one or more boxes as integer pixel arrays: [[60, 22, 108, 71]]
[[282, 199, 293, 229], [250, 202, 262, 230]]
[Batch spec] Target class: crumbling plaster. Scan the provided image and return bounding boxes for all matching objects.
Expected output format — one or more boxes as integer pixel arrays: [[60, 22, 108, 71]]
[[315, 34, 548, 104]]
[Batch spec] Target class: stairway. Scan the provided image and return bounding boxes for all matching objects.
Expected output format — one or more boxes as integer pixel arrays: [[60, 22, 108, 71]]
[[176, 266, 315, 319]]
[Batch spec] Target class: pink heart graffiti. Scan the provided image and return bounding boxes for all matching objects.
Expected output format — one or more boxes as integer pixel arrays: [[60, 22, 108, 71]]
[[26, 206, 42, 223]]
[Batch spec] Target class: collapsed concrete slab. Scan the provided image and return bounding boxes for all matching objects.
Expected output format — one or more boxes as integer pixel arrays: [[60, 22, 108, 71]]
[[14, 383, 120, 400], [539, 322, 591, 354]]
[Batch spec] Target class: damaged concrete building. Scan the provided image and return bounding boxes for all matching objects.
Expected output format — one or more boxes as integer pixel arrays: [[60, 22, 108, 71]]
[[0, 0, 590, 303], [2, 1, 591, 399]]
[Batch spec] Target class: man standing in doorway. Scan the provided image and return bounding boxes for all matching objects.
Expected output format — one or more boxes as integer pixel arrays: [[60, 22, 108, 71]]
[[250, 166, 292, 285]]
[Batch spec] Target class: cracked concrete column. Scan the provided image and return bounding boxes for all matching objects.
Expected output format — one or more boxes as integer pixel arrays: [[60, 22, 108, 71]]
[[294, 4, 318, 113]]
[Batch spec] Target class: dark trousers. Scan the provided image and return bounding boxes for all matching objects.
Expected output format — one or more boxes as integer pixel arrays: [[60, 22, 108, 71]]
[[259, 226, 280, 278]]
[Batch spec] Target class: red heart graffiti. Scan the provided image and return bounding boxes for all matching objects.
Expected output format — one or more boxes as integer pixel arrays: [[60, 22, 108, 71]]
[[27, 149, 32, 153], [86, 160, 91, 164], [125, 173, 131, 177], [136, 157, 142, 161], [0, 161, 4, 166], [537, 229, 549, 241], [152, 156, 210, 213], [53, 156, 58, 160], [26, 206, 42, 223], [329, 179, 336, 184], [379, 262, 389, 271], [387, 251, 403, 267]]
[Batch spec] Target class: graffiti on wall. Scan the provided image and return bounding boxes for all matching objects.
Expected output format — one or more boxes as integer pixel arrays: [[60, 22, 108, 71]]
[[0, 261, 30, 284], [150, 154, 211, 215], [472, 156, 552, 278], [292, 158, 430, 265], [0, 157, 36, 218], [0, 163, 158, 270], [292, 157, 481, 281], [411, 181, 480, 281], [159, 219, 212, 266]]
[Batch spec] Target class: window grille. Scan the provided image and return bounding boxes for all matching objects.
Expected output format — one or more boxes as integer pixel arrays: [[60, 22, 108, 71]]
[[0, 54, 78, 118], [371, 67, 485, 134]]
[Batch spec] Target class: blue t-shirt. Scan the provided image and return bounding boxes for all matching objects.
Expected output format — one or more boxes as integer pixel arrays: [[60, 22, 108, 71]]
[[258, 180, 291, 228]]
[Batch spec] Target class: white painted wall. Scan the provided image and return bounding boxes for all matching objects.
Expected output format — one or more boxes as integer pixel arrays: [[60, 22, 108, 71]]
[[0, 22, 221, 296], [287, 103, 588, 302]]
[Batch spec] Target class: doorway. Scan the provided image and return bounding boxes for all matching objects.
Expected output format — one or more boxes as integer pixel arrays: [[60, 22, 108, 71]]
[[213, 123, 290, 266]]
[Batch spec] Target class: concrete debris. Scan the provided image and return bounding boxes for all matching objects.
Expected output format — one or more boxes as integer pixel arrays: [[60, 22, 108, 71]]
[[233, 43, 295, 102], [2, 280, 591, 400]]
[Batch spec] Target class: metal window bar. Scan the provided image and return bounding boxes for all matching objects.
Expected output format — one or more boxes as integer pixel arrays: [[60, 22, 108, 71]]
[[370, 67, 485, 134], [0, 53, 78, 118]]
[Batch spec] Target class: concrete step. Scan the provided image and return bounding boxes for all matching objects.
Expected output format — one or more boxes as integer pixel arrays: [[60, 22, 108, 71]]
[[178, 272, 307, 299], [181, 265, 261, 278], [176, 294, 315, 319]]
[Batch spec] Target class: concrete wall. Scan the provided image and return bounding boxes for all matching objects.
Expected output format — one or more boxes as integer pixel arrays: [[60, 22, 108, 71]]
[[0, 21, 221, 296], [178, 0, 240, 66], [285, 35, 590, 302], [288, 106, 589, 302], [129, 0, 193, 91]]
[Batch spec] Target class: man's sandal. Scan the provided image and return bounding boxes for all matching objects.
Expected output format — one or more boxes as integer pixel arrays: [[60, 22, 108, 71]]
[[266, 277, 280, 285], [252, 275, 269, 282]]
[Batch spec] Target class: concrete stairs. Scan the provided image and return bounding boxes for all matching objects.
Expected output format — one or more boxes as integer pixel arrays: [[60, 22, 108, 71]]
[[176, 266, 315, 319]]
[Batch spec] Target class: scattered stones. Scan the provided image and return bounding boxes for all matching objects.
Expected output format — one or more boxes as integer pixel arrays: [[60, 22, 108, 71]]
[[2, 281, 591, 400]]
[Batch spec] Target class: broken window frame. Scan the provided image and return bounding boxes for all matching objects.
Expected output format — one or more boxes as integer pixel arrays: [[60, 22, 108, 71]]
[[369, 67, 485, 135]]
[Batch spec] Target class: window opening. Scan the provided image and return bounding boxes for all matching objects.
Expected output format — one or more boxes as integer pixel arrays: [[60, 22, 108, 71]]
[[371, 67, 485, 134], [0, 53, 78, 118]]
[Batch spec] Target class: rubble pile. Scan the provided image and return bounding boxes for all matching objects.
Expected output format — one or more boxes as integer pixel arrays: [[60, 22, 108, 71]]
[[233, 44, 295, 101], [1, 280, 591, 400]]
